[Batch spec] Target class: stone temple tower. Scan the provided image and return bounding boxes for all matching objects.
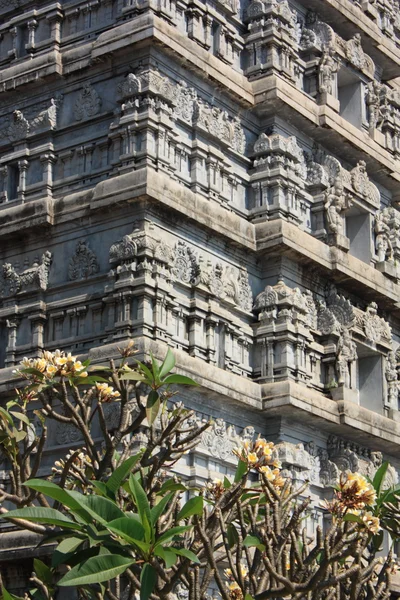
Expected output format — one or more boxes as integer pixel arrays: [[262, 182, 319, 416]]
[[1, 0, 400, 592]]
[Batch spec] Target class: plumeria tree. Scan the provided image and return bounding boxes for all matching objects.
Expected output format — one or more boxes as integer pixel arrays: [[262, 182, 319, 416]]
[[0, 345, 399, 600]]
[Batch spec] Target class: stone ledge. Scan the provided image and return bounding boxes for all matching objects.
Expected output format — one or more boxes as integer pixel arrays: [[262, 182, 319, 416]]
[[255, 219, 400, 309], [91, 167, 256, 250], [261, 380, 400, 454], [300, 0, 400, 80], [92, 14, 253, 107], [0, 197, 53, 238], [253, 75, 400, 193]]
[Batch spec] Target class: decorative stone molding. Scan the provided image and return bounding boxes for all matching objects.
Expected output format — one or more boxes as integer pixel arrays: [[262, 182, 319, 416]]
[[300, 14, 375, 78], [317, 292, 355, 335], [307, 154, 380, 208], [172, 241, 199, 285], [360, 302, 392, 344], [253, 133, 307, 178], [254, 280, 317, 330], [116, 69, 246, 155], [68, 242, 99, 281], [199, 418, 255, 461], [74, 84, 101, 121], [0, 97, 61, 145], [0, 252, 52, 298]]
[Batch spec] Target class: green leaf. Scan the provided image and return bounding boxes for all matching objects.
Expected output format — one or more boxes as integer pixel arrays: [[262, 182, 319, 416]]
[[1, 507, 82, 530], [162, 375, 198, 386], [372, 530, 384, 551], [52, 537, 84, 568], [91, 481, 112, 498], [33, 559, 52, 586], [154, 546, 177, 568], [176, 496, 203, 521], [234, 459, 248, 483], [106, 454, 142, 496], [135, 361, 154, 382], [146, 390, 160, 426], [373, 462, 389, 496], [58, 555, 134, 587], [107, 517, 145, 543], [129, 475, 152, 542], [150, 492, 174, 526], [158, 480, 188, 495], [170, 548, 200, 564], [120, 372, 148, 382], [243, 535, 265, 551], [154, 525, 192, 548], [10, 411, 30, 425], [68, 492, 125, 525], [343, 514, 363, 524], [150, 352, 161, 384], [0, 407, 14, 426], [24, 480, 88, 514], [227, 524, 239, 548], [1, 587, 25, 600], [223, 476, 232, 489], [245, 595, 254, 600], [140, 564, 156, 600], [159, 348, 176, 379]]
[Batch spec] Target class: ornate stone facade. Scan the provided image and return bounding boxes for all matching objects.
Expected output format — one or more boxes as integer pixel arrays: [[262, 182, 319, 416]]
[[1, 0, 400, 585]]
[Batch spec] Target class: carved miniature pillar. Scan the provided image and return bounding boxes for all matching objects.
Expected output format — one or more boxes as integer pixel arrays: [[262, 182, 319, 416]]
[[17, 160, 28, 203], [203, 15, 212, 50], [188, 313, 204, 358], [47, 10, 63, 47], [8, 27, 17, 59], [205, 315, 217, 365], [5, 318, 19, 366], [29, 313, 47, 352], [27, 19, 38, 50], [40, 153, 57, 197]]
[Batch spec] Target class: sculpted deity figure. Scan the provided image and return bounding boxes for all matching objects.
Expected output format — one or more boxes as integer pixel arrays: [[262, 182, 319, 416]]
[[318, 48, 338, 95], [336, 328, 357, 388], [366, 81, 382, 130], [324, 178, 352, 238], [385, 350, 399, 408], [374, 211, 393, 263]]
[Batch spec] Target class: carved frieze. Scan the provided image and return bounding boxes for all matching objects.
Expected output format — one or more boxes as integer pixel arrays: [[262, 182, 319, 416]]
[[74, 84, 101, 121], [172, 241, 198, 284], [254, 280, 317, 330], [300, 14, 375, 78], [0, 252, 52, 298], [199, 418, 255, 461], [0, 98, 61, 144], [115, 69, 246, 155], [360, 302, 392, 344], [307, 154, 380, 208], [317, 291, 355, 335], [68, 242, 99, 281], [253, 133, 307, 178]]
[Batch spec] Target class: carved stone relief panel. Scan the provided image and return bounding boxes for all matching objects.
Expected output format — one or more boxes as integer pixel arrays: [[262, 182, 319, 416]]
[[74, 84, 101, 121], [0, 252, 52, 297], [68, 242, 99, 281]]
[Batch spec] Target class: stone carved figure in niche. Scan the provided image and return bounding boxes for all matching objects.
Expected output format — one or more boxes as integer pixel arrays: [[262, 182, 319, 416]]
[[68, 242, 99, 281], [385, 350, 399, 408], [374, 211, 393, 263], [74, 84, 101, 121], [324, 178, 352, 238], [366, 81, 383, 130], [318, 48, 338, 95], [336, 328, 357, 388]]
